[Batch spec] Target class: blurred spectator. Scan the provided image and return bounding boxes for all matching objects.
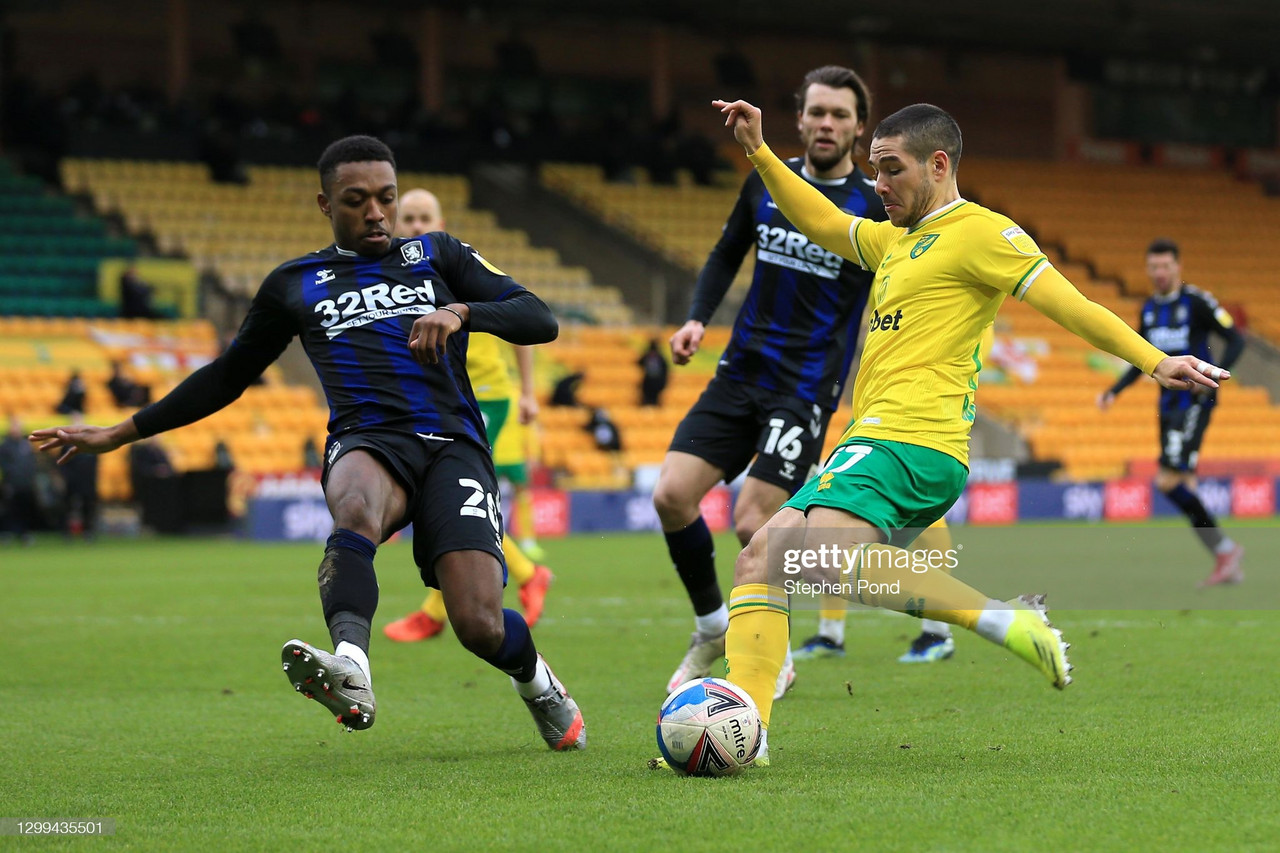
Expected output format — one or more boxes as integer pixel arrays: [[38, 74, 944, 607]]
[[200, 124, 249, 185], [586, 408, 622, 451], [303, 436, 323, 469], [60, 414, 98, 539], [550, 371, 584, 407], [120, 263, 160, 319], [128, 437, 172, 491], [0, 416, 38, 544], [214, 440, 235, 471], [107, 361, 151, 408], [56, 369, 87, 415], [638, 338, 669, 406]]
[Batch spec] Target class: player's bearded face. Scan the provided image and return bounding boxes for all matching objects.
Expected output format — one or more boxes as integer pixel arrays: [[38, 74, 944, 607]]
[[797, 84, 862, 172], [870, 137, 935, 228], [319, 160, 398, 256]]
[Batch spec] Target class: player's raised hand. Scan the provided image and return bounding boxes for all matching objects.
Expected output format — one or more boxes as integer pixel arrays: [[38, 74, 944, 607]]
[[409, 304, 467, 366], [712, 99, 764, 154], [669, 320, 705, 365], [1153, 355, 1230, 392], [29, 420, 137, 464]]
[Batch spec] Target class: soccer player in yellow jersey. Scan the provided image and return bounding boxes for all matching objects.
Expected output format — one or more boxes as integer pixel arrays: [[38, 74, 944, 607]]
[[797, 325, 993, 664], [707, 98, 1230, 765], [383, 189, 553, 642]]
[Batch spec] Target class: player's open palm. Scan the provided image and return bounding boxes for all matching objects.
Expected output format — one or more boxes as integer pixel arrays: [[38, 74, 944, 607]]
[[29, 423, 126, 463], [670, 320, 705, 365], [1153, 355, 1229, 392], [712, 99, 764, 154]]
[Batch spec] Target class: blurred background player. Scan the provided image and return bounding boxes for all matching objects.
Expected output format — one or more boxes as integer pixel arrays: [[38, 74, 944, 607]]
[[1098, 237, 1245, 586], [384, 188, 554, 642]]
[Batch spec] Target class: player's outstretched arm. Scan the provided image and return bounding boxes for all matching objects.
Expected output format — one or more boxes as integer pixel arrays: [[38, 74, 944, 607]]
[[1024, 268, 1228, 392], [30, 418, 140, 464], [713, 99, 860, 262], [514, 345, 539, 424]]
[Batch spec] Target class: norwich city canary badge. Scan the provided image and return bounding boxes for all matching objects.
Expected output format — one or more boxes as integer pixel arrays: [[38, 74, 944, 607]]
[[910, 234, 940, 259]]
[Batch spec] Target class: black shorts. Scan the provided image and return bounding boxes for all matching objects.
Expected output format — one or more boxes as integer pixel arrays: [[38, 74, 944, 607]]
[[667, 376, 833, 495], [323, 430, 506, 588], [1158, 403, 1213, 472]]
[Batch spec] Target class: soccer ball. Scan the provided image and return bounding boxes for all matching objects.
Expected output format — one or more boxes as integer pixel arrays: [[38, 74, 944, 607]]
[[656, 678, 762, 776]]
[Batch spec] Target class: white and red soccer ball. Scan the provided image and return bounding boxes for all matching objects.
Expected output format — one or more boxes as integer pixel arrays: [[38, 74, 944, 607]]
[[656, 677, 762, 776]]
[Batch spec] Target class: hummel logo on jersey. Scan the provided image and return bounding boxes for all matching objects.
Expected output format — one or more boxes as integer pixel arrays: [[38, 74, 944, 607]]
[[315, 269, 335, 285], [868, 308, 903, 332], [400, 240, 424, 265], [314, 280, 439, 338]]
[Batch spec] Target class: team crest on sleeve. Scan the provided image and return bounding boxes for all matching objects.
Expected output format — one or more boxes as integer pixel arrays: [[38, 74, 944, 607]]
[[400, 240, 424, 265], [910, 233, 940, 259], [1214, 306, 1234, 328], [1000, 226, 1041, 256]]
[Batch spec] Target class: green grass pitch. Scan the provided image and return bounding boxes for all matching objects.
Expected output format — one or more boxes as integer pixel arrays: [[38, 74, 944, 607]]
[[6, 524, 1279, 851]]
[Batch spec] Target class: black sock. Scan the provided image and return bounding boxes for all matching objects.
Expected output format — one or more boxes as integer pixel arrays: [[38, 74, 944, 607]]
[[664, 516, 722, 616], [1164, 484, 1224, 552], [482, 608, 539, 682], [319, 528, 379, 653]]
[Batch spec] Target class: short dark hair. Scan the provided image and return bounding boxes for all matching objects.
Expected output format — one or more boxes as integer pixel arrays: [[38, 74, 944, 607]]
[[872, 104, 963, 171], [1146, 237, 1180, 259], [794, 65, 871, 126], [317, 135, 396, 192]]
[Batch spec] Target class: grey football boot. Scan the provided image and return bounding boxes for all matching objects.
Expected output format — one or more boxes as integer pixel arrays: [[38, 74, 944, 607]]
[[281, 639, 376, 731], [516, 655, 586, 750]]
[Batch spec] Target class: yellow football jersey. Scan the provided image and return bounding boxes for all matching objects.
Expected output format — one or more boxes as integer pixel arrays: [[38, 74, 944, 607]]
[[467, 332, 513, 401], [840, 199, 1051, 465]]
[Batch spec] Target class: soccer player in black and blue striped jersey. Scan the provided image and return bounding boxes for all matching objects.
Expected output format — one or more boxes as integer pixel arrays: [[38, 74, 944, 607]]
[[1099, 237, 1246, 587], [655, 66, 887, 696], [31, 136, 586, 750]]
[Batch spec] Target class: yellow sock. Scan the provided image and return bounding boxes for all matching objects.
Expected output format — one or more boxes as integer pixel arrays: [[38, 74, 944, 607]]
[[818, 594, 848, 622], [503, 533, 536, 585], [422, 589, 448, 622], [724, 584, 789, 729], [912, 519, 953, 567], [516, 489, 536, 543], [849, 543, 989, 631]]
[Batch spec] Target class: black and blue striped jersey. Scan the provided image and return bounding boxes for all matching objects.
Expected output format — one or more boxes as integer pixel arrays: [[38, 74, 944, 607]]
[[687, 157, 884, 411], [1111, 284, 1244, 411], [133, 233, 556, 449]]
